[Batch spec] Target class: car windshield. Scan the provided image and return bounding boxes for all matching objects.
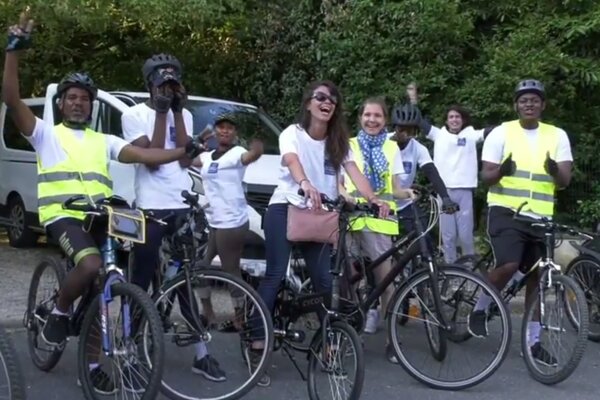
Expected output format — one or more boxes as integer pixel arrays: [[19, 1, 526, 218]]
[[127, 96, 282, 154]]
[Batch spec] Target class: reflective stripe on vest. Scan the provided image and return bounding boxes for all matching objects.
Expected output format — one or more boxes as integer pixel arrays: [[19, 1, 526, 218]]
[[345, 138, 398, 235], [37, 124, 113, 224], [486, 120, 559, 217]]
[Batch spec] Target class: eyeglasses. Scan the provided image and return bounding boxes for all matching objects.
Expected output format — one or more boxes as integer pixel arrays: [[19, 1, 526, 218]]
[[311, 91, 338, 105]]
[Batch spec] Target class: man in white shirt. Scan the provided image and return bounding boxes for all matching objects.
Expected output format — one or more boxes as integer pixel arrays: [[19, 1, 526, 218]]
[[469, 79, 573, 367], [122, 53, 226, 381]]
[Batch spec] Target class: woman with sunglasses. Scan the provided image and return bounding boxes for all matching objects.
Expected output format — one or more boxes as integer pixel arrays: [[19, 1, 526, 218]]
[[246, 81, 390, 387], [340, 97, 416, 363]]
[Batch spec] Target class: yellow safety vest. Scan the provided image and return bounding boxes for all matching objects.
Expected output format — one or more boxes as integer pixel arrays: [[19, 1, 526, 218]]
[[487, 120, 559, 217], [345, 138, 398, 235], [37, 124, 113, 225]]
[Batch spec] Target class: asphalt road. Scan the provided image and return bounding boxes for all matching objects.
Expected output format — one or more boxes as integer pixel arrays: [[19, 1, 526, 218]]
[[4, 322, 600, 400]]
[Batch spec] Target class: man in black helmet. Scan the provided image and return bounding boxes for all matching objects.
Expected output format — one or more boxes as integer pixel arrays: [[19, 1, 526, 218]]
[[2, 12, 201, 394], [469, 79, 573, 367], [121, 54, 226, 382]]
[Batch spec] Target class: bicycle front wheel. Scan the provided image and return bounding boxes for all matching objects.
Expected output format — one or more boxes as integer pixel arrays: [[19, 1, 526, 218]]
[[0, 324, 26, 400], [521, 273, 589, 385], [565, 255, 600, 342], [307, 320, 364, 400], [78, 282, 165, 400], [388, 267, 511, 390], [154, 268, 274, 400]]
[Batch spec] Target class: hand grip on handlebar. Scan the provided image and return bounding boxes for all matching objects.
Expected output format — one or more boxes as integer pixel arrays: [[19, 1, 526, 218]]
[[297, 189, 331, 203], [62, 195, 95, 212]]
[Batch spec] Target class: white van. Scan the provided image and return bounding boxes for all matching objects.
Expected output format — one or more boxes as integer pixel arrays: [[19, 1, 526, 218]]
[[0, 84, 281, 268]]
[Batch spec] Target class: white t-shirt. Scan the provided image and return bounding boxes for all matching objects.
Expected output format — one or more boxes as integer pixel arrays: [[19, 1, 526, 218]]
[[121, 103, 194, 210], [26, 118, 129, 225], [199, 146, 249, 229], [270, 124, 355, 207], [396, 138, 433, 210], [426, 125, 484, 189], [482, 123, 573, 218]]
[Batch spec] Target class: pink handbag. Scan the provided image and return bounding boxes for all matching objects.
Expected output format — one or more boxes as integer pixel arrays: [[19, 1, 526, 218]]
[[286, 205, 339, 246]]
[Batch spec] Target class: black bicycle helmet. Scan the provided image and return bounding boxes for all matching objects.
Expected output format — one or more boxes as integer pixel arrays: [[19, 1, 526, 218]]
[[57, 72, 98, 100], [142, 53, 182, 84], [391, 103, 421, 127], [514, 79, 545, 101]]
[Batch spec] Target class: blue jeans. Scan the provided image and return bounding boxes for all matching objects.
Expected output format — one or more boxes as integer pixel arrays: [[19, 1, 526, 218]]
[[251, 203, 332, 338]]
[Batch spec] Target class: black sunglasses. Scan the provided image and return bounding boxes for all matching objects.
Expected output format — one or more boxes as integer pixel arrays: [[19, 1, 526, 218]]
[[311, 91, 338, 105]]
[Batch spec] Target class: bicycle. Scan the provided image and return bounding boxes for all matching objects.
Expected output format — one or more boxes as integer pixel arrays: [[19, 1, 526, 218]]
[[564, 232, 600, 342], [336, 187, 511, 390], [23, 195, 165, 399], [0, 323, 26, 400], [149, 190, 274, 400], [461, 202, 590, 385]]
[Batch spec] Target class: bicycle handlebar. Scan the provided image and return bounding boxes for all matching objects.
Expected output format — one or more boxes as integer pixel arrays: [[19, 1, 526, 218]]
[[514, 201, 594, 239], [297, 189, 395, 217]]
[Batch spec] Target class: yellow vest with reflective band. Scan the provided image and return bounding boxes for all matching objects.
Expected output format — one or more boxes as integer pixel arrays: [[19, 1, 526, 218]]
[[487, 120, 559, 217], [37, 124, 113, 225], [344, 138, 398, 235]]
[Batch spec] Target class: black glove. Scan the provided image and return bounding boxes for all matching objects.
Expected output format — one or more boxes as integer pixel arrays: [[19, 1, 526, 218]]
[[153, 92, 172, 114], [171, 86, 186, 113], [499, 153, 516, 177], [7, 21, 33, 52], [441, 197, 459, 214], [544, 151, 559, 177], [185, 138, 203, 159]]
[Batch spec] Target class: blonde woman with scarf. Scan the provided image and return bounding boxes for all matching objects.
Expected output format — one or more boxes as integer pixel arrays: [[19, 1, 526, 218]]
[[342, 96, 415, 363]]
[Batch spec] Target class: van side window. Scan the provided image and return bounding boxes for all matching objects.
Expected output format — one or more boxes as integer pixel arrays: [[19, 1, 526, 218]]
[[93, 101, 124, 138], [3, 104, 44, 151]]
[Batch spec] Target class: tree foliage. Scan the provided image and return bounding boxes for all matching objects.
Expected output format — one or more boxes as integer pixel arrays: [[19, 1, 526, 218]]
[[1, 0, 600, 226]]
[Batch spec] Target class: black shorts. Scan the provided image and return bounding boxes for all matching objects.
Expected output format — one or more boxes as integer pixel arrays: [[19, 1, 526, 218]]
[[486, 206, 544, 269], [46, 218, 106, 266]]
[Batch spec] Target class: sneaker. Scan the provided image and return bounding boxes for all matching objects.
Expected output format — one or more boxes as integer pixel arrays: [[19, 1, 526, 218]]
[[41, 314, 69, 347], [530, 342, 558, 367], [192, 355, 227, 382], [364, 309, 380, 334], [467, 310, 488, 338], [122, 364, 145, 394], [245, 348, 270, 387], [386, 344, 399, 364], [77, 366, 118, 395]]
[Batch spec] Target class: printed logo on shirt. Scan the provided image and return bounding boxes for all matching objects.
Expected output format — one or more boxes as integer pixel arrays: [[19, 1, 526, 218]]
[[208, 162, 219, 174], [457, 137, 466, 146], [169, 126, 176, 142], [324, 159, 336, 176], [402, 161, 413, 174]]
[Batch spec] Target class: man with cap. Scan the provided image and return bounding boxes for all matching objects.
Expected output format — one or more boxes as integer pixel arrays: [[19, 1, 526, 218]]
[[121, 54, 227, 382], [468, 79, 573, 367]]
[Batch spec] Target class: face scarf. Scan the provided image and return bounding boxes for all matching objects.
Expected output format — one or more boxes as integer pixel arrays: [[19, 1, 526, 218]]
[[357, 129, 389, 193]]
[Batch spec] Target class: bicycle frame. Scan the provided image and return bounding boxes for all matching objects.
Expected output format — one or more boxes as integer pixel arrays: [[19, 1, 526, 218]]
[[337, 197, 445, 320]]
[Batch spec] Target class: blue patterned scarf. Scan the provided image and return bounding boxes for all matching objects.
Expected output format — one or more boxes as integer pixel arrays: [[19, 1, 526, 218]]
[[357, 129, 389, 192]]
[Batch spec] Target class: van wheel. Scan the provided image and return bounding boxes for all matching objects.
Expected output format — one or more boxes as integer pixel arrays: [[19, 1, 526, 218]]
[[7, 195, 39, 248]]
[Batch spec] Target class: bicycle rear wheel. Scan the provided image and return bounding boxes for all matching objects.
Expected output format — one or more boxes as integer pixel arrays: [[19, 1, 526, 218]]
[[78, 282, 165, 400], [154, 268, 273, 400], [307, 320, 364, 400], [24, 256, 67, 372], [521, 274, 589, 385], [388, 267, 511, 390], [0, 324, 26, 400]]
